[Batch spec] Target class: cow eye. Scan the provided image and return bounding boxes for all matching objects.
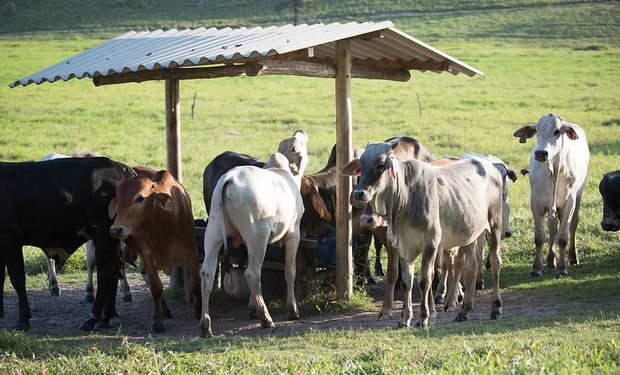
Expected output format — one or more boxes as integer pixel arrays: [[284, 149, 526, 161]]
[[135, 196, 144, 204], [377, 163, 385, 171], [291, 146, 297, 153], [553, 129, 560, 136]]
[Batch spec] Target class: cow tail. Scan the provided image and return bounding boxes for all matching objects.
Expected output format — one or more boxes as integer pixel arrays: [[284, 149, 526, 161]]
[[219, 177, 232, 274]]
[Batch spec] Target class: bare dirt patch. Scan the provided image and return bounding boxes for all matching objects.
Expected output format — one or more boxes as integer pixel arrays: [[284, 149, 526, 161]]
[[0, 273, 562, 339]]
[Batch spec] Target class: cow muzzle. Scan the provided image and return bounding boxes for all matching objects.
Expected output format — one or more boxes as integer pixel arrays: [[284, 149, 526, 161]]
[[360, 213, 377, 230], [534, 150, 548, 162], [351, 190, 371, 207], [109, 225, 129, 239]]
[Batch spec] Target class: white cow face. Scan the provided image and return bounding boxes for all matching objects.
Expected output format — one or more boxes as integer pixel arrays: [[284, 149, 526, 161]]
[[514, 113, 579, 163], [342, 142, 398, 211], [278, 130, 308, 176]]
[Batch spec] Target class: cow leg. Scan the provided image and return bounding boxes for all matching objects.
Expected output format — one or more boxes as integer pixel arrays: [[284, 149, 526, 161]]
[[531, 212, 546, 277], [374, 236, 384, 277], [81, 229, 120, 332], [475, 237, 486, 290], [378, 243, 399, 320], [398, 258, 414, 328], [83, 241, 96, 303], [5, 246, 31, 331], [445, 247, 464, 312], [185, 249, 202, 321], [283, 232, 300, 320], [434, 249, 449, 306], [119, 265, 133, 302], [568, 194, 581, 266], [199, 230, 222, 338], [0, 253, 5, 319], [141, 254, 166, 333], [416, 241, 438, 328], [47, 257, 60, 297], [546, 215, 558, 269], [487, 222, 503, 319], [556, 200, 576, 277], [244, 229, 273, 328], [455, 242, 478, 322], [353, 233, 372, 286]]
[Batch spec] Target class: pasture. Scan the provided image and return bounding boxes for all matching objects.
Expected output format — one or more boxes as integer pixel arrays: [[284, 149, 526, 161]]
[[1, 0, 619, 373]]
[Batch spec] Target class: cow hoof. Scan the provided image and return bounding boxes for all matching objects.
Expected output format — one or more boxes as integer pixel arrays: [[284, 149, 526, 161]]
[[397, 320, 410, 329], [530, 271, 543, 278], [261, 318, 275, 328], [14, 322, 30, 331], [83, 294, 95, 304], [94, 320, 111, 330], [287, 306, 299, 321], [414, 320, 428, 329], [377, 310, 391, 321], [546, 262, 556, 270], [375, 267, 385, 277], [163, 309, 173, 319], [490, 311, 502, 320], [199, 319, 212, 338], [455, 313, 468, 322], [366, 277, 377, 285], [569, 259, 580, 266], [150, 323, 166, 334], [79, 319, 97, 332], [556, 270, 569, 278], [122, 294, 134, 303], [50, 287, 60, 297], [249, 308, 258, 320], [434, 296, 445, 305], [475, 281, 485, 290]]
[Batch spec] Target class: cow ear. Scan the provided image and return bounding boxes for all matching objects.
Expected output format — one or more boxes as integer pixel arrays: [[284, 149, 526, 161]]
[[520, 168, 530, 176], [108, 197, 117, 220], [386, 156, 399, 178], [341, 159, 361, 176], [563, 125, 579, 140], [390, 141, 400, 150], [154, 192, 173, 210], [513, 125, 537, 143], [311, 191, 332, 222], [507, 169, 518, 182]]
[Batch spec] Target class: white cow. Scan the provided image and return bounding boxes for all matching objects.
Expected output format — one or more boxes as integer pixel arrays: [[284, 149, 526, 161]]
[[199, 131, 308, 338], [344, 142, 504, 327], [38, 153, 133, 302], [514, 113, 590, 277]]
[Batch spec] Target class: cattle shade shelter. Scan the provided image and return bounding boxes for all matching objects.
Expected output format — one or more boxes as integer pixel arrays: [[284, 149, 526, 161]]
[[10, 21, 484, 300]]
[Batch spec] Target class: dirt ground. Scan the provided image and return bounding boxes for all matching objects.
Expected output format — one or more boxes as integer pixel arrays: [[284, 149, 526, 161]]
[[0, 273, 560, 339]]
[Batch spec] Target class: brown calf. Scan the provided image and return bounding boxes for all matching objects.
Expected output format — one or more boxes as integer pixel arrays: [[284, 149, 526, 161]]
[[108, 168, 201, 333]]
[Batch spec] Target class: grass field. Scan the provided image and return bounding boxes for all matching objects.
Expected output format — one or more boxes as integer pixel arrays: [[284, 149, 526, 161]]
[[1, 0, 619, 373]]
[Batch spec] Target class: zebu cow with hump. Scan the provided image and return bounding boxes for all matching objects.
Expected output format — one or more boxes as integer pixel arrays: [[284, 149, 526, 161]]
[[514, 113, 590, 277], [600, 170, 620, 232], [343, 142, 504, 327], [108, 168, 202, 333], [199, 143, 307, 337], [0, 157, 134, 331]]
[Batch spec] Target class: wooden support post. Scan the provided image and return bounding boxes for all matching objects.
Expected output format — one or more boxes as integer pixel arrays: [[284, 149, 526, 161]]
[[335, 40, 353, 301], [165, 78, 186, 297]]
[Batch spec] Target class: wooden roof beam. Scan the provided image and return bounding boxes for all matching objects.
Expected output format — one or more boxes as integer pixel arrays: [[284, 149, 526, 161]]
[[93, 64, 247, 86]]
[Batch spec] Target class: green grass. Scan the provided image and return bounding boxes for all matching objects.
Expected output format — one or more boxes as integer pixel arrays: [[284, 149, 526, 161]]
[[1, 0, 620, 373]]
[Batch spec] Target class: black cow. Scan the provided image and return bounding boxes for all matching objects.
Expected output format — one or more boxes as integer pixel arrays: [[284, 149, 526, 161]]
[[0, 157, 134, 331], [600, 170, 620, 232]]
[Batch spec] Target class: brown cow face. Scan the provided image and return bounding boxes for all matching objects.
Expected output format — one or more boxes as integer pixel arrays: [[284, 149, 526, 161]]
[[342, 142, 399, 208], [108, 176, 172, 240]]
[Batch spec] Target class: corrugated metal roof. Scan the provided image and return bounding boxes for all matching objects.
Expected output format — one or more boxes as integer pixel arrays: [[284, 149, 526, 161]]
[[9, 21, 484, 88]]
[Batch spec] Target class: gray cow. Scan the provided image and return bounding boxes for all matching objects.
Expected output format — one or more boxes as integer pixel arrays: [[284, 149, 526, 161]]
[[342, 142, 504, 327]]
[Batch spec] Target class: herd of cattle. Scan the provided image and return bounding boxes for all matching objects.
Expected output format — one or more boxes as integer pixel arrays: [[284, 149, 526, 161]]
[[0, 113, 618, 336]]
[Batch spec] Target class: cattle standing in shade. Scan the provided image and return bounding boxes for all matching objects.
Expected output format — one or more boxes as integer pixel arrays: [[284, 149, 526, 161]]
[[514, 114, 590, 277], [199, 145, 307, 337], [37, 153, 133, 302], [108, 168, 201, 333], [599, 170, 620, 232], [0, 157, 134, 331], [343, 142, 504, 327]]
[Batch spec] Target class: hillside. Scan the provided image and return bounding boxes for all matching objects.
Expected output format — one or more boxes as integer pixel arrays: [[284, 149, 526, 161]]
[[1, 0, 618, 45]]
